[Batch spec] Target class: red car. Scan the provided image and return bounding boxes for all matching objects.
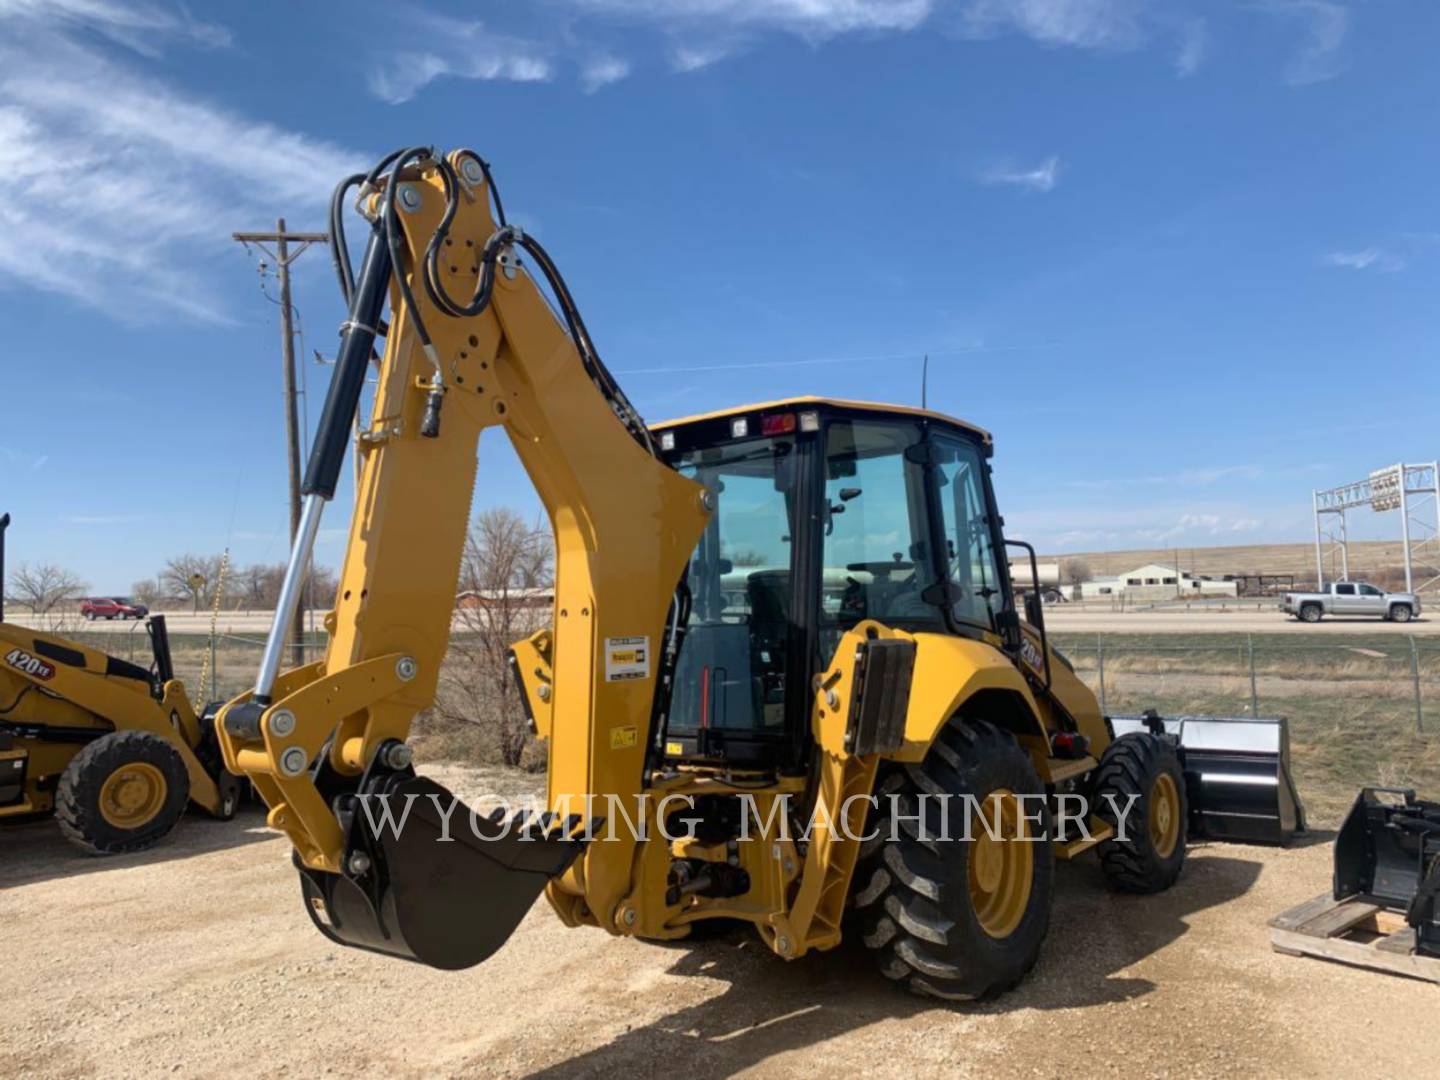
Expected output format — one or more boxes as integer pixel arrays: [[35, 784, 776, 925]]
[[80, 597, 149, 621]]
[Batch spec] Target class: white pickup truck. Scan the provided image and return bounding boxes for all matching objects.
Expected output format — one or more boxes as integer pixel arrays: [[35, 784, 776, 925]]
[[1280, 581, 1421, 623]]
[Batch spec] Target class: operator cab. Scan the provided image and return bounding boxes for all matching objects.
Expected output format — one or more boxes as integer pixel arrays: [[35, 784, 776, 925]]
[[653, 398, 1020, 773]]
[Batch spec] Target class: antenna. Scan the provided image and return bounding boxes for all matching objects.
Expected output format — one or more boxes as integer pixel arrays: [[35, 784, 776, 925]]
[[921, 354, 928, 409]]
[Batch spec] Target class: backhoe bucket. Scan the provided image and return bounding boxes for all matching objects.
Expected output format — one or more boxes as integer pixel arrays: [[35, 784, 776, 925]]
[[1110, 714, 1306, 845], [296, 774, 594, 970], [1334, 787, 1440, 957]]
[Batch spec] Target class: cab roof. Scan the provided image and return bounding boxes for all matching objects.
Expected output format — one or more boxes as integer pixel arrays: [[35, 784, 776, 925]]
[[651, 396, 992, 444]]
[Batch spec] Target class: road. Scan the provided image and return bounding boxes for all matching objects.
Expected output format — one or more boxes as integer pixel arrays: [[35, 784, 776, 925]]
[[1043, 608, 1438, 635], [15, 607, 1436, 637], [3, 763, 1431, 1079]]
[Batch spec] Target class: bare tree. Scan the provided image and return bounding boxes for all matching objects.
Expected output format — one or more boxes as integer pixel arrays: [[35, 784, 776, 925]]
[[231, 562, 336, 612], [160, 553, 223, 614], [1061, 557, 1093, 586], [9, 562, 88, 626], [434, 509, 554, 768], [130, 578, 163, 608]]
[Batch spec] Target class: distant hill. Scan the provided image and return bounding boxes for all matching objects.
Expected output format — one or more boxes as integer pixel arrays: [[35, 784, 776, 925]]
[[1041, 539, 1424, 591]]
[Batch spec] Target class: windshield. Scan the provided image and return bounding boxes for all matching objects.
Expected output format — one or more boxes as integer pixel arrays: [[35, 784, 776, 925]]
[[820, 419, 946, 656]]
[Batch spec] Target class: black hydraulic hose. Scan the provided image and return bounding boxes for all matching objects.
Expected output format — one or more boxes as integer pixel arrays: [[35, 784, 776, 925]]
[[337, 145, 652, 453], [379, 146, 450, 437], [302, 227, 393, 500], [329, 172, 365, 304]]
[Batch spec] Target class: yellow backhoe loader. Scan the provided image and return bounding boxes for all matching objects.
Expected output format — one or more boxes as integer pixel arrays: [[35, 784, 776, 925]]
[[216, 147, 1303, 999], [1, 514, 241, 854]]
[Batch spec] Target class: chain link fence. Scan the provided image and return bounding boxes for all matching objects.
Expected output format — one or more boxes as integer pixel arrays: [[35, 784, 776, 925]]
[[41, 619, 1440, 825], [1051, 632, 1440, 823]]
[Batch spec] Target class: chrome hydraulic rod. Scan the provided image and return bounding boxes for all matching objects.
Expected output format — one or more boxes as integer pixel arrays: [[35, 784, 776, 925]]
[[252, 492, 326, 701]]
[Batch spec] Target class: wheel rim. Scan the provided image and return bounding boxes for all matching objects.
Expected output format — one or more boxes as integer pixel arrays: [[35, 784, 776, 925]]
[[967, 789, 1035, 939], [1149, 773, 1181, 858], [98, 762, 167, 829]]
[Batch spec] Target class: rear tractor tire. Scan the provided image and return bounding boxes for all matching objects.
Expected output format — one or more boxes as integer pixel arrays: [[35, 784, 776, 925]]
[[56, 731, 191, 855], [1092, 733, 1187, 894], [852, 718, 1055, 1001]]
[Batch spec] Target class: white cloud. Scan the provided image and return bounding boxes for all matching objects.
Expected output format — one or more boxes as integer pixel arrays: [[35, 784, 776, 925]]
[[0, 27, 364, 321], [367, 15, 554, 104], [1174, 16, 1206, 76], [957, 0, 1144, 50], [981, 156, 1061, 193], [580, 53, 632, 92], [671, 41, 739, 71], [1135, 512, 1266, 542], [1176, 464, 1263, 485], [1256, 0, 1348, 85], [0, 0, 230, 52], [569, 0, 935, 37], [1322, 247, 1405, 272]]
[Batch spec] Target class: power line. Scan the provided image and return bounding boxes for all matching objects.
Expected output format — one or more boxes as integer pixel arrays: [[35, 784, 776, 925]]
[[613, 341, 1061, 376]]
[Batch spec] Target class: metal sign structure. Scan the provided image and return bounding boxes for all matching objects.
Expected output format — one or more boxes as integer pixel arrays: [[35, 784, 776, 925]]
[[1312, 462, 1440, 593]]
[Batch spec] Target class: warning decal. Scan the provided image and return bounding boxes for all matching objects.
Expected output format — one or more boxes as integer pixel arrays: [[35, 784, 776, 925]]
[[604, 636, 650, 682]]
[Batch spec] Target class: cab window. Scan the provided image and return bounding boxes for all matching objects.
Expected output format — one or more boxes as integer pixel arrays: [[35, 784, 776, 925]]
[[820, 419, 943, 651], [932, 434, 1003, 631]]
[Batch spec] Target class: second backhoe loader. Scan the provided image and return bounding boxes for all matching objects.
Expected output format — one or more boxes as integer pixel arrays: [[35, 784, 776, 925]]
[[1, 514, 242, 854], [216, 146, 1303, 999]]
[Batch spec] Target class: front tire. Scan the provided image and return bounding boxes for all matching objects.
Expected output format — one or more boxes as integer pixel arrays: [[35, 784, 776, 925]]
[[1390, 605, 1413, 623], [56, 731, 191, 855], [853, 719, 1054, 1001], [1092, 733, 1187, 894]]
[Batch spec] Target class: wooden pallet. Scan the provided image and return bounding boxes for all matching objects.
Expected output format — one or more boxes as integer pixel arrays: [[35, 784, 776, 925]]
[[1269, 893, 1440, 985]]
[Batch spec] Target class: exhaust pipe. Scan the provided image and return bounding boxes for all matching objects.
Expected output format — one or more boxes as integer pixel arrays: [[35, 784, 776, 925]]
[[1111, 713, 1307, 845]]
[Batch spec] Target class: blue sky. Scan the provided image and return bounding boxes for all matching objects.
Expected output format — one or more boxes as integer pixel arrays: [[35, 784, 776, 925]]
[[0, 0, 1435, 592]]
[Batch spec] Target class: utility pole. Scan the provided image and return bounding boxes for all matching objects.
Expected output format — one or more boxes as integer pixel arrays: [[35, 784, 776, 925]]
[[232, 221, 328, 668]]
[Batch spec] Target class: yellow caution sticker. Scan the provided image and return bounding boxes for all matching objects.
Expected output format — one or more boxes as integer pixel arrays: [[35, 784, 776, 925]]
[[665, 741, 684, 756], [610, 725, 639, 750]]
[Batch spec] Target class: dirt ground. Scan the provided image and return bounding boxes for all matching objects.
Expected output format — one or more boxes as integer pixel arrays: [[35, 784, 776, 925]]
[[4, 765, 1435, 1079]]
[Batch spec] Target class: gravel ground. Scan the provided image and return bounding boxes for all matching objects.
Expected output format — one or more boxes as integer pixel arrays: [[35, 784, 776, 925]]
[[4, 764, 1435, 1079]]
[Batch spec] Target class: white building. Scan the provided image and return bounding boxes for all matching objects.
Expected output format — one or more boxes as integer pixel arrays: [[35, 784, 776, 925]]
[[1078, 563, 1239, 600]]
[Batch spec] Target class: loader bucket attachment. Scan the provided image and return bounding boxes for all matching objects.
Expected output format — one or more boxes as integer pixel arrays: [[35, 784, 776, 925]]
[[1110, 714, 1306, 845], [1334, 787, 1440, 957], [296, 773, 595, 970]]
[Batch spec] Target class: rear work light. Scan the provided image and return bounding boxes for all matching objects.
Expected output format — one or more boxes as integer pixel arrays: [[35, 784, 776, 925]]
[[760, 413, 797, 436]]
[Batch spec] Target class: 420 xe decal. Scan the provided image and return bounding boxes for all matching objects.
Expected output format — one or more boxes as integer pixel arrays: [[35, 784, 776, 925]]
[[4, 647, 55, 681]]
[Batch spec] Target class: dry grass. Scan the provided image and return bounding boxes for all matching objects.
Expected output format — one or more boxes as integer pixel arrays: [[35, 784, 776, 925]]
[[1044, 538, 1417, 585], [1054, 631, 1440, 827]]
